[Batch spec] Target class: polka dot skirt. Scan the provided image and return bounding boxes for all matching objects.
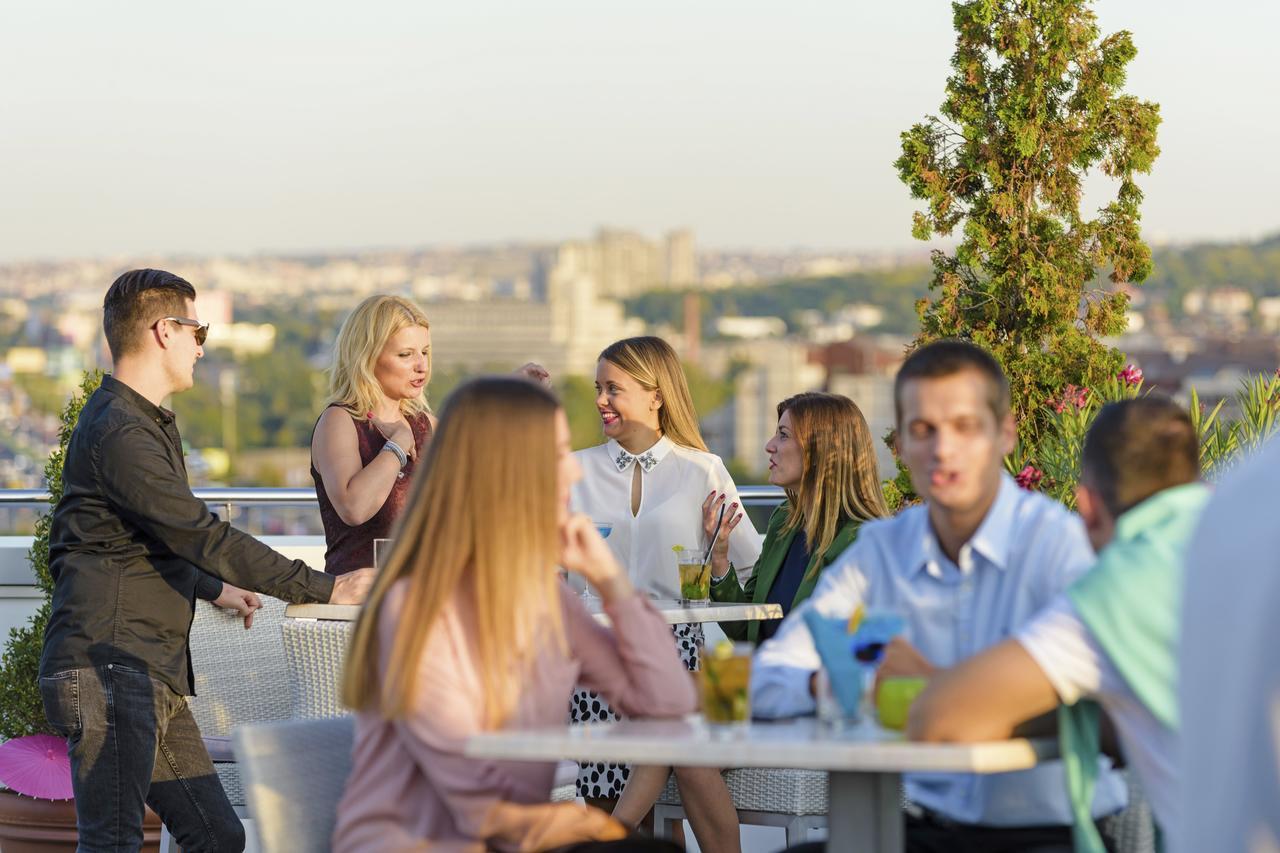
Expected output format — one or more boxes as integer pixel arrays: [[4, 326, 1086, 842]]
[[570, 622, 703, 799]]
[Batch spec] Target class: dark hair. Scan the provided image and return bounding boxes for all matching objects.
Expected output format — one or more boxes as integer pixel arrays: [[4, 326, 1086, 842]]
[[1081, 396, 1200, 517], [894, 339, 1011, 424], [103, 269, 197, 361]]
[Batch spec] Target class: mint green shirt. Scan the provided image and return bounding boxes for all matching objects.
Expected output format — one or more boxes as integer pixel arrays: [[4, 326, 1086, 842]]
[[1061, 482, 1211, 852]]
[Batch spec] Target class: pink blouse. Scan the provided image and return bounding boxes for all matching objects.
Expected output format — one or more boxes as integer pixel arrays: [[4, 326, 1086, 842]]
[[332, 583, 697, 852]]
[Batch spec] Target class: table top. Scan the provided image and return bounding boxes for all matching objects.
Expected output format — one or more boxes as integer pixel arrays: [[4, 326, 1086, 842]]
[[285, 599, 783, 626], [464, 717, 1058, 775]]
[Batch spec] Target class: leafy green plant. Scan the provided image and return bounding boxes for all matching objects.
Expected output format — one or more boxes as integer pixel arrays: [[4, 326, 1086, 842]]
[[896, 0, 1161, 456], [0, 370, 103, 741]]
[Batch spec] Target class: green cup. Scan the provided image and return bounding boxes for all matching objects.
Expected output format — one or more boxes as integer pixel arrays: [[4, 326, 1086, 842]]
[[876, 676, 928, 731]]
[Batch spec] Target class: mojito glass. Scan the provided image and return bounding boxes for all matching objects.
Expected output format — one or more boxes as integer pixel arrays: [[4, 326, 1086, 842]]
[[701, 641, 752, 725], [673, 546, 711, 605]]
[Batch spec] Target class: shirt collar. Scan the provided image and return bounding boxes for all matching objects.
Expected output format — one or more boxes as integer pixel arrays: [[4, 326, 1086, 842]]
[[102, 374, 176, 425], [606, 435, 673, 473], [1113, 481, 1211, 543], [909, 473, 1020, 578]]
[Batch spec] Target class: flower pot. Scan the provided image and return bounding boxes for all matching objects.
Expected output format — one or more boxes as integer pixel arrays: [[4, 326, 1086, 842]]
[[0, 790, 161, 852]]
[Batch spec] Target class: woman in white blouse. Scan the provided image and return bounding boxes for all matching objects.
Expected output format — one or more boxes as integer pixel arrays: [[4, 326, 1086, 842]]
[[571, 336, 762, 853]]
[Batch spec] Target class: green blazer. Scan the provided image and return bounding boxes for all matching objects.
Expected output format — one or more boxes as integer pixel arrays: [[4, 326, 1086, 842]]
[[709, 502, 863, 645]]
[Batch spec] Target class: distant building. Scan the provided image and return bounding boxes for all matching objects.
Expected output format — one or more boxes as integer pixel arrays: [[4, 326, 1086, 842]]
[[5, 347, 47, 375], [424, 242, 644, 376], [560, 227, 699, 299], [1257, 297, 1280, 332], [206, 323, 277, 357], [699, 338, 826, 479], [664, 229, 698, 286], [715, 316, 786, 339]]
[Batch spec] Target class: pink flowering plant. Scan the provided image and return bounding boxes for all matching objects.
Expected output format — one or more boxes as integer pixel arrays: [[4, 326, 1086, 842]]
[[1006, 365, 1280, 508], [1005, 369, 1143, 508]]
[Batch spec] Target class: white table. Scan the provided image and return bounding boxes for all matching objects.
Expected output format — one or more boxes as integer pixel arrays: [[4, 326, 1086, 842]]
[[465, 717, 1058, 852], [285, 599, 782, 627]]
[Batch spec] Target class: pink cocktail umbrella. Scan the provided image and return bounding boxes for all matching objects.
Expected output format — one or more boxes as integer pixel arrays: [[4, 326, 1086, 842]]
[[0, 734, 74, 800]]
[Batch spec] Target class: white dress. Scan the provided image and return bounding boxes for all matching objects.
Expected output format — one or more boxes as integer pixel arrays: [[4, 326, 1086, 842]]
[[568, 435, 763, 798]]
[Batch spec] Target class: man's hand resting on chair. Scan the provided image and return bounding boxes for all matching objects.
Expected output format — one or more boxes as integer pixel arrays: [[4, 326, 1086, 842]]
[[213, 582, 262, 629]]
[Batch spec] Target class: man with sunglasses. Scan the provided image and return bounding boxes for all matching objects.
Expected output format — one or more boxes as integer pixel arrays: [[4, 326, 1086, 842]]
[[39, 269, 375, 852]]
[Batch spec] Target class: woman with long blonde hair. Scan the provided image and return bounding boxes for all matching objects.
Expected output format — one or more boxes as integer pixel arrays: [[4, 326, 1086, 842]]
[[333, 377, 693, 852], [571, 336, 762, 853], [311, 294, 549, 575], [311, 295, 435, 575], [707, 391, 889, 643]]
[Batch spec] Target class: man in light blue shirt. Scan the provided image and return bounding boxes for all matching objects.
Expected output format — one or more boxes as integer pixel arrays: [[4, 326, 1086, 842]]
[[753, 340, 1126, 851]]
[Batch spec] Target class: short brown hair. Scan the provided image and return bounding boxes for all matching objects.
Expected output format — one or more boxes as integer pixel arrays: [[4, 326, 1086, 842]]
[[103, 269, 197, 361], [894, 339, 1011, 425], [1081, 396, 1200, 517]]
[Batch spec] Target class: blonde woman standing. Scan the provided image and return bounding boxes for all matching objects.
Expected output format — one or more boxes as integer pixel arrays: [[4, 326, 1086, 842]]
[[571, 336, 762, 853], [311, 295, 436, 576], [334, 377, 691, 852], [311, 294, 550, 575]]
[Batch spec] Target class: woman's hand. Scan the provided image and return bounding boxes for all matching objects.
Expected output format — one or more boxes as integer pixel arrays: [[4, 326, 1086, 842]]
[[374, 416, 417, 460], [701, 490, 743, 581], [516, 362, 552, 387], [560, 513, 632, 602]]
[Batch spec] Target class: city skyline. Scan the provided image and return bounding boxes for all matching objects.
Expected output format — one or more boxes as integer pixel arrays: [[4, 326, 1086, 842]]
[[2, 1, 1277, 263]]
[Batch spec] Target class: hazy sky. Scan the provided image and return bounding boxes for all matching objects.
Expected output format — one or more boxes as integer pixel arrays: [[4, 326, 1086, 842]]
[[1, 1, 1276, 262]]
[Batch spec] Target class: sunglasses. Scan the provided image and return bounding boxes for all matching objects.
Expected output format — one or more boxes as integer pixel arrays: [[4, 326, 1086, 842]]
[[157, 316, 209, 346]]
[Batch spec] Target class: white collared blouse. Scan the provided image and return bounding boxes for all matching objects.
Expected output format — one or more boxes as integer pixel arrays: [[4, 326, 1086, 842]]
[[571, 436, 763, 599]]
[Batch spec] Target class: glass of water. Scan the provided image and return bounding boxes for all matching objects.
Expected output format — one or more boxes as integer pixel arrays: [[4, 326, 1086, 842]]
[[373, 538, 394, 571]]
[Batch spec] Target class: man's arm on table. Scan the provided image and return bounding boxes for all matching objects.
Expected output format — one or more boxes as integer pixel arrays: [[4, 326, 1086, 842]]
[[909, 594, 1122, 752], [907, 639, 1059, 742], [98, 424, 371, 604]]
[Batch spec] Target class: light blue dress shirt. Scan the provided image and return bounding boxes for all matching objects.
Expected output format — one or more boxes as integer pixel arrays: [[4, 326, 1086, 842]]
[[752, 474, 1128, 826]]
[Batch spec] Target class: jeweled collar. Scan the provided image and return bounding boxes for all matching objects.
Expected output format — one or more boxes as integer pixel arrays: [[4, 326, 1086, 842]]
[[607, 435, 673, 473]]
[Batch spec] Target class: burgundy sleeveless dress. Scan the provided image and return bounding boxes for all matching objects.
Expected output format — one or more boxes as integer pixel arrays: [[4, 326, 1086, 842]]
[[311, 406, 432, 575]]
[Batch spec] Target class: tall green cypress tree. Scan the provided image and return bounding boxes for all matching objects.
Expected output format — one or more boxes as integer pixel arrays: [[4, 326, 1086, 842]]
[[0, 371, 102, 740], [896, 0, 1160, 451]]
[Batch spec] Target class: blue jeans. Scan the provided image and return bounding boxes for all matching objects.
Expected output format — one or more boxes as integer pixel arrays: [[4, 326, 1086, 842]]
[[39, 663, 245, 853]]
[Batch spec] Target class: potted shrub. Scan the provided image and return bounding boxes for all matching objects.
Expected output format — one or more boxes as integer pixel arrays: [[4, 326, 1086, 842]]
[[0, 371, 162, 851]]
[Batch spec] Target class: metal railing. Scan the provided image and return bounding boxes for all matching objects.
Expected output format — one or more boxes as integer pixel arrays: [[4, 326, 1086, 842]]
[[0, 485, 787, 535]]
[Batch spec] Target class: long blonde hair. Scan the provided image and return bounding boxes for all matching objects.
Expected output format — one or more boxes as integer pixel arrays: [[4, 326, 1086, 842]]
[[777, 392, 889, 578], [328, 295, 432, 418], [342, 377, 566, 728], [599, 336, 707, 451]]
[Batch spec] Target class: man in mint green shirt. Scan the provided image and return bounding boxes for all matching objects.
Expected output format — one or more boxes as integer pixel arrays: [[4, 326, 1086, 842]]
[[909, 396, 1204, 851]]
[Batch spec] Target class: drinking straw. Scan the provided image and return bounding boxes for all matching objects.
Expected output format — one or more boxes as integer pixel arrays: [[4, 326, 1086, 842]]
[[703, 503, 727, 568]]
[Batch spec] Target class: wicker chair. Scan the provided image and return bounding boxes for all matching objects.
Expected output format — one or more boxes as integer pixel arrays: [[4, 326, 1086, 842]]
[[281, 615, 578, 801], [160, 595, 293, 851], [653, 767, 829, 845], [282, 618, 354, 719], [232, 715, 356, 853], [1099, 769, 1157, 853]]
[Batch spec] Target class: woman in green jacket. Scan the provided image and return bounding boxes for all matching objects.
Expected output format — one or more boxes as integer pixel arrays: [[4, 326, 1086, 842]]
[[706, 392, 890, 644], [617, 392, 891, 839]]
